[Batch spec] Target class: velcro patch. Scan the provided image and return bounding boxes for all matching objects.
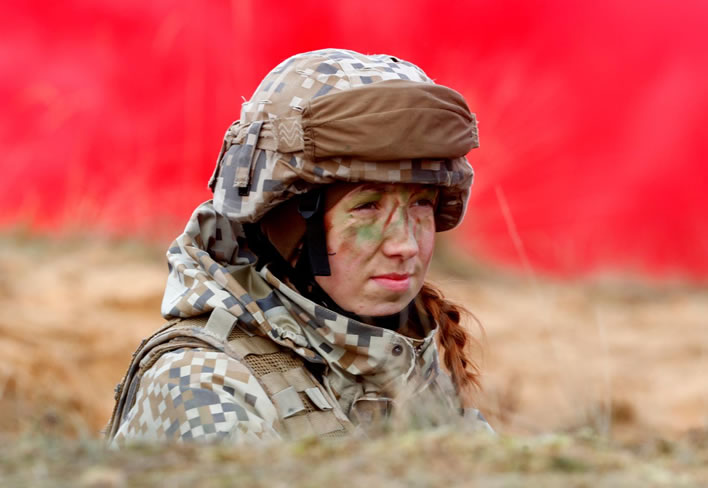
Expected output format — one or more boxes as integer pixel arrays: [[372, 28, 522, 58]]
[[272, 386, 306, 419]]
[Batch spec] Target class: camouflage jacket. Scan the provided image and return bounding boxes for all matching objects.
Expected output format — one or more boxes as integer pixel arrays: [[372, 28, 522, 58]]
[[107, 202, 492, 444]]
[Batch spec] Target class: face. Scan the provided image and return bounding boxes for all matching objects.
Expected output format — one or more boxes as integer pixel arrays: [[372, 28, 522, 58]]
[[314, 182, 438, 317]]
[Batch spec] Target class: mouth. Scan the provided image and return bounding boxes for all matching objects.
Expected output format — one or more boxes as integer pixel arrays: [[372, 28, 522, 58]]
[[370, 273, 411, 292]]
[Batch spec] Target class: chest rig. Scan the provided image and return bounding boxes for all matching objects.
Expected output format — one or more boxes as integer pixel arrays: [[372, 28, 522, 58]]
[[106, 308, 354, 441]]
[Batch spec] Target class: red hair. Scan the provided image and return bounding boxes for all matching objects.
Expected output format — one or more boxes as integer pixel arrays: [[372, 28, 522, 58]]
[[418, 282, 482, 400]]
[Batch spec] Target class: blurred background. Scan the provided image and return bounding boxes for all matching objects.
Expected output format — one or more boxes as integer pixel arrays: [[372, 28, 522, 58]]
[[0, 0, 706, 441]]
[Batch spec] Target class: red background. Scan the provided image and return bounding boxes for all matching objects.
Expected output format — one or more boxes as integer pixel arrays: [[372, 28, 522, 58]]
[[1, 0, 707, 278]]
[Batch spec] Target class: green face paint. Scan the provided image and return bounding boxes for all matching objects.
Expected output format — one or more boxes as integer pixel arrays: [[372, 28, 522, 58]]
[[316, 182, 438, 317], [328, 184, 438, 248], [355, 222, 383, 244]]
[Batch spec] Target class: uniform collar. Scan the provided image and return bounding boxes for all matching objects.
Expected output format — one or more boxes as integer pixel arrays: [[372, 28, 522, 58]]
[[259, 265, 440, 392]]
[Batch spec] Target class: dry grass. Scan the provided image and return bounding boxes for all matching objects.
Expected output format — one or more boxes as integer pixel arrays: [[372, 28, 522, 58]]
[[1, 233, 707, 485], [431, 237, 708, 440], [3, 428, 708, 487]]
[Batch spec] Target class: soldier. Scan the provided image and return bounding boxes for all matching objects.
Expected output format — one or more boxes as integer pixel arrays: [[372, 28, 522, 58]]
[[106, 49, 492, 444]]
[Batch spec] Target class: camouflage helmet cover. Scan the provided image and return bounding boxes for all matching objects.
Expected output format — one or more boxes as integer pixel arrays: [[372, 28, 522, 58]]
[[209, 49, 477, 232]]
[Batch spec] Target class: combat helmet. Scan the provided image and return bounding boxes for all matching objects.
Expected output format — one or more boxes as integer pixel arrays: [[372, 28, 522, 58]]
[[208, 49, 478, 277]]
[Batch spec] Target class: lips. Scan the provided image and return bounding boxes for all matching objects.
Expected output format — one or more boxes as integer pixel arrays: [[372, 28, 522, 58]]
[[371, 273, 411, 292]]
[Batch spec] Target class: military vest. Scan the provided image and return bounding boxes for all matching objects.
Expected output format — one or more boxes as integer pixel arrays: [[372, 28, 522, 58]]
[[106, 308, 355, 441]]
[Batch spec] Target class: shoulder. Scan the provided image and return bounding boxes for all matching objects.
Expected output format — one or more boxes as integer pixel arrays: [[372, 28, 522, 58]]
[[112, 347, 281, 445]]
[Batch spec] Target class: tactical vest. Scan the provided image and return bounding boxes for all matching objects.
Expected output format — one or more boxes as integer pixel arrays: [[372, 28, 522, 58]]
[[106, 308, 354, 441]]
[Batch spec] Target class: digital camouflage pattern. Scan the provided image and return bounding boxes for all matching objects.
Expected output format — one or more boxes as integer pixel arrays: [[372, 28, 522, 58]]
[[209, 48, 475, 232], [109, 49, 489, 443], [113, 348, 282, 443], [111, 203, 492, 443], [109, 311, 356, 443]]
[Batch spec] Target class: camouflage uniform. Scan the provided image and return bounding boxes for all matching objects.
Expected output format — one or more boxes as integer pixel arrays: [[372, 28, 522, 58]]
[[106, 49, 492, 444]]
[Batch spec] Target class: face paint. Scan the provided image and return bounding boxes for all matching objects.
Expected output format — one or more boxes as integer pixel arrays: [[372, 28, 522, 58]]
[[315, 183, 438, 317]]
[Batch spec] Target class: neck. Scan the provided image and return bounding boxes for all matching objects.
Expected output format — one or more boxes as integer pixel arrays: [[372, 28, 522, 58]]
[[356, 303, 412, 330]]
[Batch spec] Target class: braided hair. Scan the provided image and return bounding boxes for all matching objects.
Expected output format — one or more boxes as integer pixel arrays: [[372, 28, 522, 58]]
[[418, 282, 482, 397]]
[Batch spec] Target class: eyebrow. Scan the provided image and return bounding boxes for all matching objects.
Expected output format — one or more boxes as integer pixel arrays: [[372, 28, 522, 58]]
[[354, 183, 388, 193], [354, 183, 436, 195]]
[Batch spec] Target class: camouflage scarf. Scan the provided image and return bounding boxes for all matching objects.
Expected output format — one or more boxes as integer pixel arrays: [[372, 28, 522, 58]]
[[162, 201, 459, 420]]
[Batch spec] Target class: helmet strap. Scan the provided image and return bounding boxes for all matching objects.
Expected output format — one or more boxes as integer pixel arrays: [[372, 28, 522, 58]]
[[297, 189, 331, 277]]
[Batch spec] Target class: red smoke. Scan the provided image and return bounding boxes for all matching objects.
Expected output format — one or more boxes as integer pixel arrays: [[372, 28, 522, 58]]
[[1, 0, 706, 278]]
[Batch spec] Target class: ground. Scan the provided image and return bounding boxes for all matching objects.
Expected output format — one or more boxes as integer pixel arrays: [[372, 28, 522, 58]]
[[0, 234, 706, 485]]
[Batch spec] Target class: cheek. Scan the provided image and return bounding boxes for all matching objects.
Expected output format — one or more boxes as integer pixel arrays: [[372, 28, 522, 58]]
[[316, 238, 371, 303], [353, 222, 384, 246], [328, 236, 374, 278], [327, 217, 382, 261], [420, 229, 436, 264], [413, 217, 436, 263], [324, 228, 360, 279]]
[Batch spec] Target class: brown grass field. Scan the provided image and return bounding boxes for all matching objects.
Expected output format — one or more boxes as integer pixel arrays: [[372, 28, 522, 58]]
[[1, 233, 706, 486]]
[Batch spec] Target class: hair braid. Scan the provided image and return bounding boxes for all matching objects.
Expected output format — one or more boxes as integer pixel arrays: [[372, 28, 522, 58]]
[[419, 282, 482, 397]]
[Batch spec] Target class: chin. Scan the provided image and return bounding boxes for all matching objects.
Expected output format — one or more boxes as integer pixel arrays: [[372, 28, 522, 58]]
[[349, 296, 412, 317]]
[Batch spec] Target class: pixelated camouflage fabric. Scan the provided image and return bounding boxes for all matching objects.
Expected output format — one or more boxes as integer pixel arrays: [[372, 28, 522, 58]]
[[113, 48, 487, 445], [113, 348, 282, 444], [111, 201, 491, 443], [208, 48, 476, 232], [161, 200, 458, 416]]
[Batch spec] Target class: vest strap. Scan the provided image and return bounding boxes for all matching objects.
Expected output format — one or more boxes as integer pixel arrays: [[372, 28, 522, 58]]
[[305, 387, 332, 411], [107, 312, 354, 442], [272, 386, 306, 419], [204, 307, 238, 341], [228, 336, 281, 357]]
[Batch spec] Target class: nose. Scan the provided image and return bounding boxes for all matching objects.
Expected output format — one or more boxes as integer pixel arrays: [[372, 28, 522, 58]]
[[381, 210, 419, 260]]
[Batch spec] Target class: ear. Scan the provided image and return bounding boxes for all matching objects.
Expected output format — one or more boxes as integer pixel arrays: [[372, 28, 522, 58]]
[[260, 199, 306, 266]]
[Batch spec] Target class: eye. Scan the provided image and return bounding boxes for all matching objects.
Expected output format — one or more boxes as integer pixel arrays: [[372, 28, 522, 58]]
[[413, 198, 435, 208], [352, 201, 379, 211]]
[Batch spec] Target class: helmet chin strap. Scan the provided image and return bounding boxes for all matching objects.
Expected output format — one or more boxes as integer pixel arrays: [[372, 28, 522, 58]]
[[296, 189, 331, 277], [244, 189, 339, 312]]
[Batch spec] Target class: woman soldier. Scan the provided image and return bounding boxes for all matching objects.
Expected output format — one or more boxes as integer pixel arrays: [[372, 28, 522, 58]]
[[107, 49, 492, 443]]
